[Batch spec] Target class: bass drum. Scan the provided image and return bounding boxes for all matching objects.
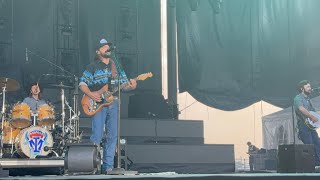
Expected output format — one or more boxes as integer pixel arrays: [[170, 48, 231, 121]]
[[15, 126, 53, 158]]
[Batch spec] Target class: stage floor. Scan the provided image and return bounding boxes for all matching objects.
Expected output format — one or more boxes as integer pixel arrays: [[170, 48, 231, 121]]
[[3, 172, 320, 180]]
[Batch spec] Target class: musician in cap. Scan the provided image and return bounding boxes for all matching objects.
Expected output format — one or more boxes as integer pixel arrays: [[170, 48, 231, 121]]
[[22, 82, 46, 113], [79, 38, 136, 174], [294, 80, 320, 166]]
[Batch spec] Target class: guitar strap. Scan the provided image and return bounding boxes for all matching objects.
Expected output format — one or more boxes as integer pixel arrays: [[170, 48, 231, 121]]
[[107, 60, 120, 92], [111, 60, 117, 79]]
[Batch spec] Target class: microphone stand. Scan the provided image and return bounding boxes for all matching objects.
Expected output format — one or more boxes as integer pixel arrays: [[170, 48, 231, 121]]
[[291, 101, 296, 145], [107, 50, 137, 175]]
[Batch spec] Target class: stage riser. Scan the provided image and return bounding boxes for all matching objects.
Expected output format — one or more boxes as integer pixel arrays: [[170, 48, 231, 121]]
[[79, 118, 204, 145], [80, 134, 204, 145], [129, 163, 234, 174]]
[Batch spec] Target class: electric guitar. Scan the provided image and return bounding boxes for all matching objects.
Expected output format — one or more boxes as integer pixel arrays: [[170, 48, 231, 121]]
[[81, 72, 153, 116], [305, 111, 320, 130]]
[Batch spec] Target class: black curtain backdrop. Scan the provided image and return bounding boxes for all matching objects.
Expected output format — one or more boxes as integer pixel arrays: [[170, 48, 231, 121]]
[[3, 0, 320, 111], [177, 0, 320, 110], [0, 0, 161, 104]]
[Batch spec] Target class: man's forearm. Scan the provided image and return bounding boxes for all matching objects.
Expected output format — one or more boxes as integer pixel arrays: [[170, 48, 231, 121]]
[[79, 85, 91, 96], [299, 106, 315, 119]]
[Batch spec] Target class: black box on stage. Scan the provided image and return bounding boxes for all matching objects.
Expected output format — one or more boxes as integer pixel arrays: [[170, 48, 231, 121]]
[[277, 144, 315, 173], [128, 93, 172, 119]]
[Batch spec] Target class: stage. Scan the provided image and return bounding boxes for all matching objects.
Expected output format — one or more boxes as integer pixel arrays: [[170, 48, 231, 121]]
[[2, 172, 320, 180]]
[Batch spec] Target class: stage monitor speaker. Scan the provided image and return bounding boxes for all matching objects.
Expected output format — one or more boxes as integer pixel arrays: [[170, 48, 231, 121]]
[[277, 144, 315, 173], [64, 143, 101, 175]]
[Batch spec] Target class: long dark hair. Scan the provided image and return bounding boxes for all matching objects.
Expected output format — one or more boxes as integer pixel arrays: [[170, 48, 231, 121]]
[[28, 82, 42, 99]]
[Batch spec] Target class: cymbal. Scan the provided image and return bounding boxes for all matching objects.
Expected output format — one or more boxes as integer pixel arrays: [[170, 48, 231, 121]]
[[0, 77, 20, 91], [49, 84, 74, 89]]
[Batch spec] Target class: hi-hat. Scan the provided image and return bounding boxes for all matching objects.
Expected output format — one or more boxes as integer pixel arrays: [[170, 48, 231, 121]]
[[0, 77, 20, 91]]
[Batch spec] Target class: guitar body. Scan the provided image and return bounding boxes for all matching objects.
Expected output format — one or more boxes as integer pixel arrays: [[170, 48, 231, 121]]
[[305, 111, 320, 130], [81, 91, 114, 116], [81, 72, 153, 116]]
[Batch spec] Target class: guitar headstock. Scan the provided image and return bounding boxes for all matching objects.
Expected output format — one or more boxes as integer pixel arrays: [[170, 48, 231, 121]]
[[136, 72, 153, 81]]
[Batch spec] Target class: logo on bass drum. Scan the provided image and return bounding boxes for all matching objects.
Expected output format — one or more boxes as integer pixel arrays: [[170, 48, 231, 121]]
[[25, 129, 48, 154]]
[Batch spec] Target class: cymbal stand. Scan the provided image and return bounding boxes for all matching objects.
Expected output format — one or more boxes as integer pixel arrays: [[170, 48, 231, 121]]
[[72, 77, 80, 141], [60, 82, 65, 147], [0, 83, 7, 157], [65, 97, 79, 142]]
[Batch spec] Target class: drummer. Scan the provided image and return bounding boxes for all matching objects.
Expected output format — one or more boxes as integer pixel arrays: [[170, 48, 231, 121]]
[[22, 82, 46, 113]]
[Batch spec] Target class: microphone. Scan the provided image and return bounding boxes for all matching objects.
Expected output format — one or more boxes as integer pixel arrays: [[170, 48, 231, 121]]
[[25, 48, 28, 62], [107, 46, 116, 52], [312, 87, 320, 91], [42, 74, 73, 78]]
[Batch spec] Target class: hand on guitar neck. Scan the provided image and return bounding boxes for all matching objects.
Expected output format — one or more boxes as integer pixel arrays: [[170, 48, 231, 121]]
[[122, 79, 137, 91]]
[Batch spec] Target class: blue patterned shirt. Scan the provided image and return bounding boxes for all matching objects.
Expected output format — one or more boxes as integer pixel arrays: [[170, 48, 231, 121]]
[[79, 60, 128, 92]]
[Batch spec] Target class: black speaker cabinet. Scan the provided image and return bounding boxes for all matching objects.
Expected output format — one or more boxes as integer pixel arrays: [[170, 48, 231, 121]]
[[64, 143, 101, 175], [277, 144, 315, 173]]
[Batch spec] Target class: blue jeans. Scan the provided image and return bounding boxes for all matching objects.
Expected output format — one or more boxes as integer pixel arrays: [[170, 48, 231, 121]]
[[298, 121, 320, 166], [90, 99, 118, 170]]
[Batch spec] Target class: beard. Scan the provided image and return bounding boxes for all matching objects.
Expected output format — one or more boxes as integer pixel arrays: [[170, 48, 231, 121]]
[[100, 51, 112, 59], [304, 89, 312, 95]]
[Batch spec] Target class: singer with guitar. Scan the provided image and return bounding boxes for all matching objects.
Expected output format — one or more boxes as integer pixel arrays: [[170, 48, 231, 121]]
[[294, 80, 320, 167], [79, 38, 137, 174]]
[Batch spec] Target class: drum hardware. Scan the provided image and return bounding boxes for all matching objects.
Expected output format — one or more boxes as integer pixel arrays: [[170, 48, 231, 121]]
[[0, 77, 20, 157], [43, 146, 60, 157], [64, 97, 80, 142], [28, 49, 80, 147], [19, 50, 82, 159], [59, 82, 66, 147], [1, 80, 8, 157], [0, 77, 20, 92], [31, 113, 38, 126]]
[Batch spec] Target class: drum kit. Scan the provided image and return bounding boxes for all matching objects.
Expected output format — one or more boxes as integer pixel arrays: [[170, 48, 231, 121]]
[[0, 76, 81, 159]]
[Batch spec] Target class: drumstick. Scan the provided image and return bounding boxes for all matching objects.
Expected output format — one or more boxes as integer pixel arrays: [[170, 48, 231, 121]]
[[36, 82, 40, 93]]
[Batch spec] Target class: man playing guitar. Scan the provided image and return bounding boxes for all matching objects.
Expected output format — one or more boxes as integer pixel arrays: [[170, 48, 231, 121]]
[[294, 80, 320, 167], [79, 38, 136, 174]]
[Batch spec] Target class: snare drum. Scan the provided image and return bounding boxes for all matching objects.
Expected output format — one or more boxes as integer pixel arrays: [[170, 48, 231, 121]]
[[11, 103, 31, 128], [2, 120, 21, 144], [15, 126, 53, 158], [37, 104, 55, 126]]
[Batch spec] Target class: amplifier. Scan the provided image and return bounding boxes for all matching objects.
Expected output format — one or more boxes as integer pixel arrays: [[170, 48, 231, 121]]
[[277, 144, 315, 173]]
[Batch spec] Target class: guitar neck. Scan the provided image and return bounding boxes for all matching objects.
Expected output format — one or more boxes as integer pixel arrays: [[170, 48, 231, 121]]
[[110, 72, 152, 94], [112, 77, 139, 94]]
